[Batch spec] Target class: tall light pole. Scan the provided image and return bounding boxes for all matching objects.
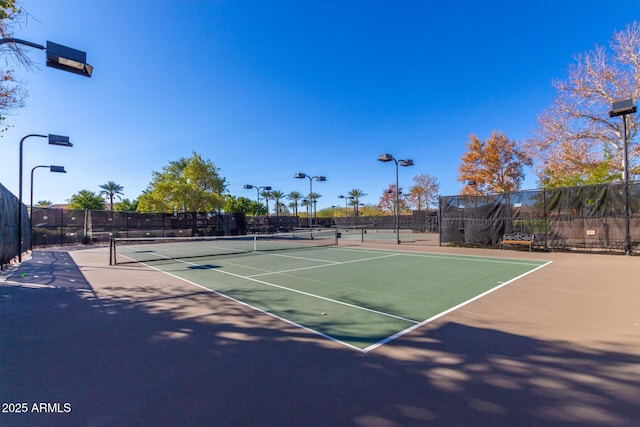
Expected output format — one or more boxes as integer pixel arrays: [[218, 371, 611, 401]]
[[30, 165, 66, 247], [18, 134, 72, 261], [378, 153, 414, 244], [609, 98, 637, 255], [5, 37, 90, 262], [338, 195, 354, 229], [294, 173, 326, 230], [244, 184, 271, 233]]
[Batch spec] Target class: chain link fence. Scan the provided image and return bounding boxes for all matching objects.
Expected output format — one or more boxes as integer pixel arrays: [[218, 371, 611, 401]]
[[30, 208, 247, 247], [440, 181, 640, 252], [1, 183, 31, 267]]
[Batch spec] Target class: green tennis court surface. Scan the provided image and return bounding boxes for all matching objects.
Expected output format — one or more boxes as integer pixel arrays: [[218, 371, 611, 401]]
[[118, 245, 550, 351]]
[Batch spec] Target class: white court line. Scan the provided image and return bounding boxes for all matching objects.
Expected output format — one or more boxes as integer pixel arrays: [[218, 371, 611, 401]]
[[203, 259, 419, 324], [127, 260, 365, 352], [1, 280, 56, 289], [332, 246, 546, 266], [115, 246, 551, 352], [360, 260, 554, 353], [248, 252, 400, 278]]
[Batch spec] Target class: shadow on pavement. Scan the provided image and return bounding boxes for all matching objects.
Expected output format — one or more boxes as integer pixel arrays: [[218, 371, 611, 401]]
[[1, 251, 639, 427]]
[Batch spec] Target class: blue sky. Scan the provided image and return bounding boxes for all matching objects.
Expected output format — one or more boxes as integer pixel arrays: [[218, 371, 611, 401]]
[[1, 0, 639, 211]]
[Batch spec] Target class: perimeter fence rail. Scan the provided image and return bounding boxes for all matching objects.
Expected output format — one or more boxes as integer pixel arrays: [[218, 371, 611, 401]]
[[30, 208, 247, 247], [440, 181, 640, 252], [0, 183, 31, 267]]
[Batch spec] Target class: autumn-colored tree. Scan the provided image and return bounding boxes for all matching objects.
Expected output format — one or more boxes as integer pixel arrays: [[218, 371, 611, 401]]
[[0, 1, 29, 133], [137, 151, 226, 213], [524, 21, 640, 186], [407, 173, 440, 211], [378, 184, 408, 214], [458, 131, 531, 195]]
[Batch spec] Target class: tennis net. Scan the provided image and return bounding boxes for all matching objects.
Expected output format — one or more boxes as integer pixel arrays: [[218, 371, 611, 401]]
[[109, 230, 338, 265]]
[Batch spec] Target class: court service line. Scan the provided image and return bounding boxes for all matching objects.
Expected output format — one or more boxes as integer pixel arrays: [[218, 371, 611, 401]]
[[248, 252, 401, 278], [174, 257, 420, 325]]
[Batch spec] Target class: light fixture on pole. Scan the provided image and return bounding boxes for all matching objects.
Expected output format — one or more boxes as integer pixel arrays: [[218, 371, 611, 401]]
[[244, 184, 271, 233], [378, 153, 414, 244], [338, 195, 354, 229], [30, 165, 66, 246], [0, 38, 93, 77], [466, 180, 479, 208], [609, 98, 637, 255], [18, 134, 72, 261], [294, 173, 326, 230]]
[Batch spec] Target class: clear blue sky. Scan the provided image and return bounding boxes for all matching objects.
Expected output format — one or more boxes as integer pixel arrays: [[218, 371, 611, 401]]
[[1, 0, 639, 211]]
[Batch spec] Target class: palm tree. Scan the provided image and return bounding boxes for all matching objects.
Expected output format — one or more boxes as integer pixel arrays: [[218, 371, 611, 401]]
[[99, 181, 124, 211], [34, 200, 53, 208], [270, 190, 285, 232], [309, 192, 322, 225], [287, 191, 303, 218], [348, 188, 367, 217], [260, 189, 272, 217]]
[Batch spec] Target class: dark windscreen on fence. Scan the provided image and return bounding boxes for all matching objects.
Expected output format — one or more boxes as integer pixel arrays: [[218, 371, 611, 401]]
[[440, 181, 640, 251], [1, 183, 31, 266], [30, 209, 247, 247]]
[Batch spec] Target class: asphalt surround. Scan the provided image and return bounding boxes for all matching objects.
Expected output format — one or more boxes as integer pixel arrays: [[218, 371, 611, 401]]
[[1, 244, 639, 426]]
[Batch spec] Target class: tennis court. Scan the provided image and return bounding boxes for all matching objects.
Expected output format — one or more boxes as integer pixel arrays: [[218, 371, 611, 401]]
[[110, 232, 550, 351]]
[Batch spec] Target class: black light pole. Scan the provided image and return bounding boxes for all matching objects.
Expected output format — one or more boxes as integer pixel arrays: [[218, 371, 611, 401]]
[[6, 37, 91, 262], [338, 195, 354, 229], [294, 173, 326, 230], [30, 165, 66, 247], [378, 153, 414, 244], [244, 184, 271, 233], [609, 98, 637, 255], [18, 135, 72, 261]]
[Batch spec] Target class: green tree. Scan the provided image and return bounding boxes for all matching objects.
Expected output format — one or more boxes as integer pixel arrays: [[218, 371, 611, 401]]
[[300, 198, 310, 218], [525, 22, 640, 186], [287, 191, 303, 217], [34, 200, 52, 208], [68, 190, 106, 210], [348, 189, 366, 217], [260, 189, 272, 216], [224, 196, 265, 215], [458, 131, 531, 195], [269, 189, 285, 232], [115, 198, 138, 212], [99, 181, 124, 211], [137, 151, 227, 213], [308, 192, 322, 223]]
